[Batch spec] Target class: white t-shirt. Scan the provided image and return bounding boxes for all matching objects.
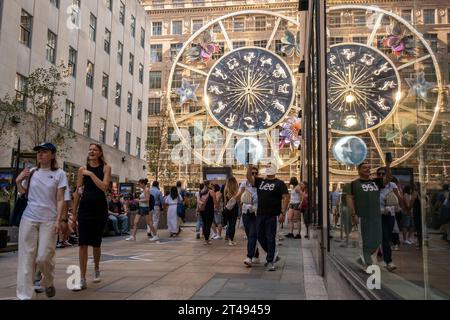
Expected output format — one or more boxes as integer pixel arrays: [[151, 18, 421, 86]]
[[22, 168, 68, 222]]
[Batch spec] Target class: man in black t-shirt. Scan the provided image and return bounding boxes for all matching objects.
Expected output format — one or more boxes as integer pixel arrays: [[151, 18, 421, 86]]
[[247, 163, 289, 271]]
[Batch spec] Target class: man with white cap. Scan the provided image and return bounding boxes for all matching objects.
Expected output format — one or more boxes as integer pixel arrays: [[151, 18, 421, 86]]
[[247, 162, 290, 271]]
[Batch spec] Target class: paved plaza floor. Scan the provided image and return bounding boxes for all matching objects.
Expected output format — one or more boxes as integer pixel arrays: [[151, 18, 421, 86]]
[[0, 226, 327, 300]]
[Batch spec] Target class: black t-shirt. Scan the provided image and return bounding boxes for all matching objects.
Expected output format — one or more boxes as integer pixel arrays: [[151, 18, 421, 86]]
[[254, 177, 289, 216]]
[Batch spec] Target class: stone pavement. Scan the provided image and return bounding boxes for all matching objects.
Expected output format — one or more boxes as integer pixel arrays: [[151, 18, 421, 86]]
[[0, 226, 327, 300]]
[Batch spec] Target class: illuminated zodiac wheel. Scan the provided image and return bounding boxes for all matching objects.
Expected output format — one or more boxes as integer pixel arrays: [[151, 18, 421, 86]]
[[167, 10, 302, 172], [327, 5, 444, 175]]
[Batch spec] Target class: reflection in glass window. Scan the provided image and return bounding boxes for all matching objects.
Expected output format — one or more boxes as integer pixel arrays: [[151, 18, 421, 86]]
[[233, 18, 245, 32], [192, 19, 203, 33], [152, 21, 162, 36], [423, 9, 435, 24]]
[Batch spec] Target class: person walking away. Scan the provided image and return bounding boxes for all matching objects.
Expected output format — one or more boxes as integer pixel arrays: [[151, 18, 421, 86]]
[[223, 177, 239, 246], [194, 184, 204, 239], [346, 159, 392, 269], [72, 144, 111, 291], [176, 181, 187, 233], [300, 181, 310, 239], [149, 181, 164, 237], [16, 142, 68, 300], [212, 184, 223, 240], [166, 187, 181, 237], [402, 186, 415, 245], [236, 168, 260, 267], [198, 182, 217, 245], [286, 177, 302, 239], [126, 179, 159, 242], [246, 163, 289, 271]]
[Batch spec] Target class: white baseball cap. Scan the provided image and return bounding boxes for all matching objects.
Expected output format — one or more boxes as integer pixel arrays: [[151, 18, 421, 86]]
[[263, 163, 278, 176]]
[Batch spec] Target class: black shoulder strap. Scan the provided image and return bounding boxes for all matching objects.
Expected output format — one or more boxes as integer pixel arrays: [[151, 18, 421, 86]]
[[25, 169, 36, 199], [351, 179, 357, 196]]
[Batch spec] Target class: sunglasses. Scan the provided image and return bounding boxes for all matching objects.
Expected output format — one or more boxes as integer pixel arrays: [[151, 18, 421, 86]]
[[378, 172, 386, 176], [252, 172, 258, 175]]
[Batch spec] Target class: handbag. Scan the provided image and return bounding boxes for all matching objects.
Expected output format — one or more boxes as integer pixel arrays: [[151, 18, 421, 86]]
[[10, 170, 35, 227]]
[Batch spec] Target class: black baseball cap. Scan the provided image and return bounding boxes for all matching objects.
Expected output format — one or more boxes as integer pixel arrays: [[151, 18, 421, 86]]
[[33, 142, 57, 153]]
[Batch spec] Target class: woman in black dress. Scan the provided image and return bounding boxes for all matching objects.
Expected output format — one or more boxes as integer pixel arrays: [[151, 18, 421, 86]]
[[72, 143, 111, 290]]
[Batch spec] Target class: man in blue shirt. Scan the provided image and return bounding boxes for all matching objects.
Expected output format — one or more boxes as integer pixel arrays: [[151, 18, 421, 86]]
[[148, 181, 164, 237]]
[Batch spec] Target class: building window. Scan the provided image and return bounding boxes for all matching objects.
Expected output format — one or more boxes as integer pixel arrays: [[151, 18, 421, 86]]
[[119, 1, 125, 25], [140, 27, 145, 48], [137, 100, 142, 120], [104, 28, 111, 54], [255, 16, 266, 31], [68, 46, 77, 77], [152, 21, 162, 36], [83, 110, 91, 137], [329, 37, 344, 45], [149, 71, 162, 89], [170, 43, 182, 61], [192, 0, 204, 7], [172, 0, 184, 8], [113, 125, 120, 148], [232, 41, 246, 49], [130, 15, 136, 37], [70, 0, 81, 28], [253, 40, 267, 48], [118, 41, 123, 65], [127, 92, 133, 114], [401, 9, 412, 23], [423, 9, 435, 24], [150, 44, 163, 63], [192, 19, 203, 33], [15, 73, 28, 110], [172, 70, 182, 88], [102, 73, 109, 98], [139, 63, 144, 84], [148, 98, 161, 115], [20, 10, 32, 47], [136, 137, 141, 158], [50, 0, 60, 8], [153, 0, 164, 9], [448, 9, 450, 24], [115, 83, 122, 106], [65, 100, 74, 130], [86, 61, 94, 89], [233, 18, 244, 32], [129, 53, 134, 75], [328, 12, 341, 27], [99, 118, 106, 143], [147, 127, 160, 145], [105, 0, 113, 11], [172, 20, 182, 35], [89, 13, 97, 42], [46, 30, 57, 64], [448, 34, 450, 53], [424, 33, 438, 52], [353, 11, 366, 25], [125, 131, 131, 154], [352, 36, 367, 44]]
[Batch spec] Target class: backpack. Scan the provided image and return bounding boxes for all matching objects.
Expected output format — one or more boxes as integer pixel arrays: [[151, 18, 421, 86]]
[[197, 192, 209, 212]]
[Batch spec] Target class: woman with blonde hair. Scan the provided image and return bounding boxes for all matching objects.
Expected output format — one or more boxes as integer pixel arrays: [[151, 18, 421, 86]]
[[223, 176, 240, 246]]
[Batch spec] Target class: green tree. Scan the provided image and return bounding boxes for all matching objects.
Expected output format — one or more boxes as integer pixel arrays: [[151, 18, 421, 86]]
[[0, 95, 20, 146]]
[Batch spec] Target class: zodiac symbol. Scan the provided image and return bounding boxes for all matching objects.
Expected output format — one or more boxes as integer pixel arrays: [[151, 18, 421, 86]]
[[360, 54, 375, 66], [364, 111, 378, 125], [260, 56, 273, 67], [343, 115, 358, 128], [378, 81, 396, 91], [329, 54, 336, 65], [213, 101, 227, 113], [273, 64, 287, 79], [272, 100, 286, 113], [244, 52, 256, 64], [374, 62, 392, 75], [341, 49, 356, 60], [212, 68, 228, 80], [263, 111, 273, 126], [376, 97, 390, 111], [278, 84, 290, 94], [225, 113, 237, 127], [208, 85, 223, 95], [244, 117, 255, 129], [226, 58, 239, 70]]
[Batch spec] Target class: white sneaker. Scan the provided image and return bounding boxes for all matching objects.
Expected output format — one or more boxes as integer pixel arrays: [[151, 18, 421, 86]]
[[213, 235, 222, 240], [244, 257, 252, 267], [386, 262, 397, 272], [125, 236, 136, 241], [392, 245, 399, 251], [149, 235, 159, 242], [93, 270, 101, 283]]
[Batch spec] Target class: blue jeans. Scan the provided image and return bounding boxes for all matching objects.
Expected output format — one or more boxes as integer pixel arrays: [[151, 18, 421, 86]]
[[109, 215, 129, 235], [256, 215, 277, 263], [226, 214, 238, 241], [243, 211, 259, 259], [196, 214, 203, 233]]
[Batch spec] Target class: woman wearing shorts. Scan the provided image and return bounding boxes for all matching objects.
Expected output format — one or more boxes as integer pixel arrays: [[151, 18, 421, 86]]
[[286, 177, 302, 239]]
